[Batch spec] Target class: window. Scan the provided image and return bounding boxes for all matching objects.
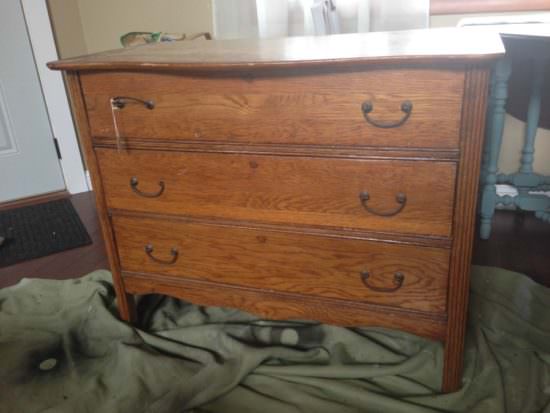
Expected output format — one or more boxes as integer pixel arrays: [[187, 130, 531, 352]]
[[431, 0, 550, 15]]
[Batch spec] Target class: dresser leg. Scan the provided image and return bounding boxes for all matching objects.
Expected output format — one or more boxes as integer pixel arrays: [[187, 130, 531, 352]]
[[519, 60, 544, 175], [112, 274, 136, 323], [441, 351, 463, 393], [117, 292, 137, 323]]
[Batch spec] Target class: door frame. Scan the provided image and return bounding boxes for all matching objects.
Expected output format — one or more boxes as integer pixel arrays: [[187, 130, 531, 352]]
[[20, 0, 89, 195]]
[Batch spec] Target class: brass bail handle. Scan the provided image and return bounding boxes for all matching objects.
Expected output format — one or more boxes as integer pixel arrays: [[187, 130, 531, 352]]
[[130, 176, 165, 198], [145, 244, 179, 265], [361, 100, 413, 129], [359, 191, 407, 217], [360, 271, 405, 293], [111, 96, 155, 110], [110, 97, 155, 152]]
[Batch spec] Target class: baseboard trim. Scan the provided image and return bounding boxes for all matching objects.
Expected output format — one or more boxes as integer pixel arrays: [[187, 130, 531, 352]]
[[85, 170, 93, 190], [0, 190, 69, 211]]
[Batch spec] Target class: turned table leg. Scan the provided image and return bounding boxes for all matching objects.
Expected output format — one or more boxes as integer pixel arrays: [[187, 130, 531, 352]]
[[519, 60, 544, 176], [495, 59, 550, 217], [480, 71, 497, 182], [480, 59, 512, 239]]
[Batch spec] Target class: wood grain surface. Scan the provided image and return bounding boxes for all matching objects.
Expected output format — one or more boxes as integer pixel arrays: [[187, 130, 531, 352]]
[[123, 271, 447, 339], [92, 138, 461, 162], [113, 214, 450, 313], [82, 68, 464, 149], [97, 149, 457, 237], [47, 28, 503, 72]]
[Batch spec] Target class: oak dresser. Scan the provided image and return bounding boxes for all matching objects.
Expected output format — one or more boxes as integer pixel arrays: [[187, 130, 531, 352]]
[[49, 28, 503, 392]]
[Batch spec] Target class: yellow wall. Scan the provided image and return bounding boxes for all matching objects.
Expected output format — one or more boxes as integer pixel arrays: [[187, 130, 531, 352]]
[[47, 0, 87, 58], [77, 0, 213, 54], [431, 13, 550, 175]]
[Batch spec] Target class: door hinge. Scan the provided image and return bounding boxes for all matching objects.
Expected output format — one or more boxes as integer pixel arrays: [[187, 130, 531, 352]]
[[53, 138, 62, 159]]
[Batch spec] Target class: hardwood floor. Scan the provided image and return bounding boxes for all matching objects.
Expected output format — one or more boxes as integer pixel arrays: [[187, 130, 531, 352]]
[[473, 209, 550, 287], [0, 191, 108, 288], [0, 191, 549, 289]]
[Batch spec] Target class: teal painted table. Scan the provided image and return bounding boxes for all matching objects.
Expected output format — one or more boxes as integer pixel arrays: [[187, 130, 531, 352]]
[[480, 24, 550, 239]]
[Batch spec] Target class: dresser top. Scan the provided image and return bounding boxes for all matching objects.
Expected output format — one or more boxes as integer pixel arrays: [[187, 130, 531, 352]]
[[49, 28, 503, 72]]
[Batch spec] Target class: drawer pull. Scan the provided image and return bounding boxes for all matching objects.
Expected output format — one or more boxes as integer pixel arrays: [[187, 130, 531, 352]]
[[359, 191, 406, 217], [111, 96, 155, 110], [361, 100, 413, 129], [130, 177, 165, 198], [145, 244, 178, 265], [360, 271, 405, 293]]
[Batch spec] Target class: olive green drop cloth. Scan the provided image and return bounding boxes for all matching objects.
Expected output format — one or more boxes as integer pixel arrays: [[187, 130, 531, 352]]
[[0, 266, 549, 413]]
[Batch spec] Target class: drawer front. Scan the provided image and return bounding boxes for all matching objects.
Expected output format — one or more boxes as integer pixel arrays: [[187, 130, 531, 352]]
[[97, 149, 456, 237], [81, 69, 464, 149], [113, 215, 450, 313]]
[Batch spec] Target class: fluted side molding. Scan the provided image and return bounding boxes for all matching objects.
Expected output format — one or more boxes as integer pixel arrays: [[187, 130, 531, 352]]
[[443, 64, 491, 392]]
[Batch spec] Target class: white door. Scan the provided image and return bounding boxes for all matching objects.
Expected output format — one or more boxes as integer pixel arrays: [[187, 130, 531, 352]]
[[0, 0, 66, 202]]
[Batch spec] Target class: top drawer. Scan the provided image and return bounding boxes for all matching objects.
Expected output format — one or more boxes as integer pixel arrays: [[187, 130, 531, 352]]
[[80, 68, 464, 149]]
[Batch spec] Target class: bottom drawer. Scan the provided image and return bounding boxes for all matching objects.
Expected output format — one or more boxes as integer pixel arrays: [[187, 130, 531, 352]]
[[112, 215, 450, 314]]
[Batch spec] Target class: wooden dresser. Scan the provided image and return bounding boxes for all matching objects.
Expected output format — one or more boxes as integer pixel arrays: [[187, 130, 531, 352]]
[[49, 28, 503, 392]]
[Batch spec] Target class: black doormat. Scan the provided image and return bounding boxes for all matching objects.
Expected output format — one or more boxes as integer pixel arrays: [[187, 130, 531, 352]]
[[0, 198, 92, 268]]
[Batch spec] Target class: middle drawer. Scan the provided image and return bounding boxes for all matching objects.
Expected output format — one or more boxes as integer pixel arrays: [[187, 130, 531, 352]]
[[97, 149, 456, 237]]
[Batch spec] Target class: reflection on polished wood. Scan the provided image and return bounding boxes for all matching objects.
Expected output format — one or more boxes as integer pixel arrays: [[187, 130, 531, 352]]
[[48, 28, 503, 72]]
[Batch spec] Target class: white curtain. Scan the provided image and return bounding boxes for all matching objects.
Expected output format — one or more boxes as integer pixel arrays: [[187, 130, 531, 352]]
[[213, 0, 371, 40]]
